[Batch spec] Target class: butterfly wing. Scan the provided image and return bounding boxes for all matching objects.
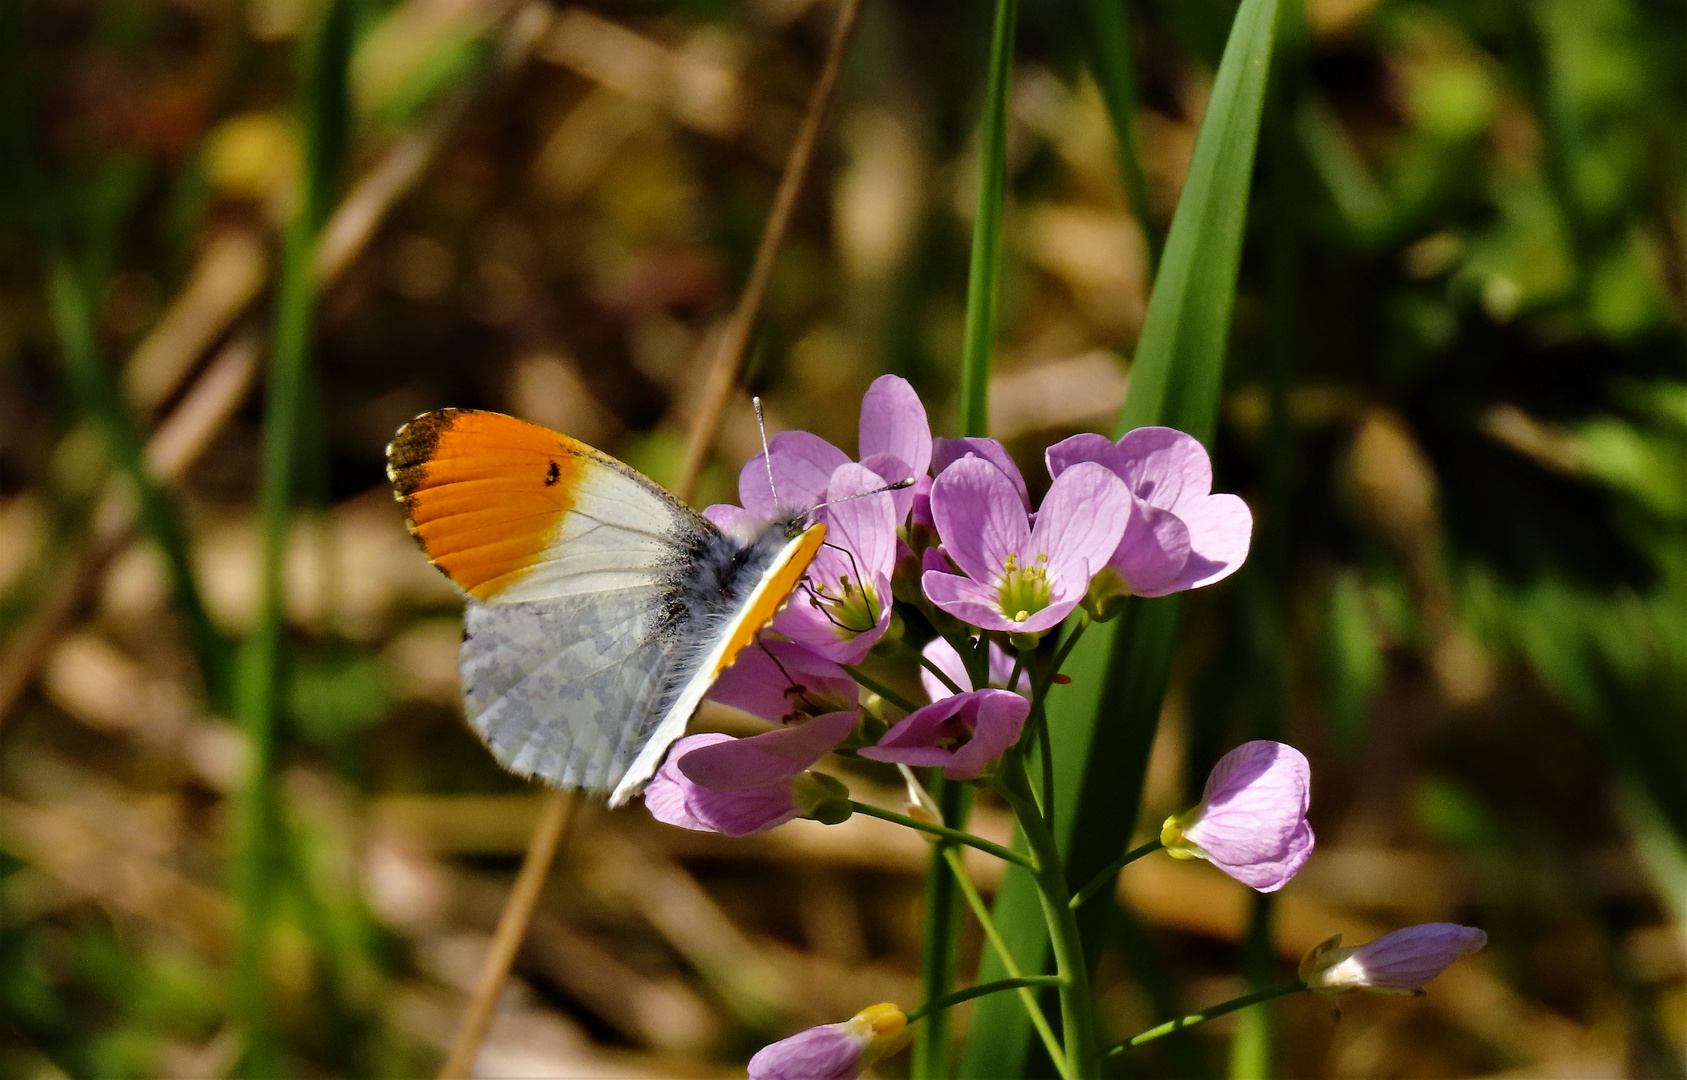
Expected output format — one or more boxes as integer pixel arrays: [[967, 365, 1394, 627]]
[[388, 408, 704, 793]]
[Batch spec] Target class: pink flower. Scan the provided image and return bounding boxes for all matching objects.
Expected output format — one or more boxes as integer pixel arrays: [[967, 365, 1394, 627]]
[[735, 374, 931, 522], [711, 640, 858, 723], [771, 463, 898, 662], [859, 688, 1029, 780], [921, 456, 1130, 634], [644, 712, 857, 837], [1161, 740, 1314, 892], [919, 636, 1021, 702], [1046, 427, 1252, 596], [1299, 924, 1488, 993], [748, 1003, 910, 1080]]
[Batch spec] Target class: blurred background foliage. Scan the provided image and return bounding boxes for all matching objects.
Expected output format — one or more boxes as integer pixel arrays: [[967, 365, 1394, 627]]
[[0, 0, 1683, 1077]]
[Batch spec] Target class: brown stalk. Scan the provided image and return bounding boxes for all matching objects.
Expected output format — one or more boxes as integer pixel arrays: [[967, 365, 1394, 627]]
[[436, 2, 864, 1075]]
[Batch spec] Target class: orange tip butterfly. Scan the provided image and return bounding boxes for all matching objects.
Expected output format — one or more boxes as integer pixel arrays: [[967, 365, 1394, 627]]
[[386, 408, 825, 807]]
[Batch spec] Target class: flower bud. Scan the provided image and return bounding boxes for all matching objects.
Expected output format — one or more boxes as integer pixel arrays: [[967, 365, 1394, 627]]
[[794, 772, 854, 826], [1299, 924, 1487, 994]]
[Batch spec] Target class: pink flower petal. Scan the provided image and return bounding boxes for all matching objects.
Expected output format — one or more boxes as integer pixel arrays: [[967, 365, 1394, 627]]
[[919, 637, 974, 700], [921, 570, 1014, 631], [929, 456, 1029, 585], [821, 463, 899, 582], [1044, 432, 1119, 480], [1115, 426, 1212, 513], [859, 375, 932, 479], [684, 781, 802, 837], [860, 451, 917, 521], [710, 640, 857, 723], [748, 1022, 870, 1080], [740, 431, 850, 518], [933, 437, 1029, 510], [644, 734, 725, 832], [1028, 461, 1130, 588], [1344, 924, 1488, 989], [1183, 741, 1312, 877], [1148, 491, 1252, 595], [1110, 498, 1192, 595], [703, 503, 765, 544], [860, 689, 1029, 780], [679, 710, 857, 791]]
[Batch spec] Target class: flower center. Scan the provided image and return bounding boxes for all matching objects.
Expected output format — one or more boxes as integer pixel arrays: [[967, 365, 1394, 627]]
[[808, 573, 881, 640], [996, 552, 1052, 623]]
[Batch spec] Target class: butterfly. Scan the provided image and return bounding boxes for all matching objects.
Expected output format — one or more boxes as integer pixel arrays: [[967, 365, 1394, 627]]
[[386, 408, 826, 807]]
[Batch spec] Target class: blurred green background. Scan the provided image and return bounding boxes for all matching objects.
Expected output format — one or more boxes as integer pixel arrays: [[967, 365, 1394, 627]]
[[0, 0, 1683, 1076]]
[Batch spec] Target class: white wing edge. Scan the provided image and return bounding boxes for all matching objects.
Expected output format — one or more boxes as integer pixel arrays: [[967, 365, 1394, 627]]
[[606, 529, 815, 808]]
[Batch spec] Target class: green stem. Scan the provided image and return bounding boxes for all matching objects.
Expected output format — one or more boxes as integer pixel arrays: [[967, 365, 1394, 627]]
[[906, 976, 1066, 1024], [850, 801, 1035, 869], [1108, 983, 1308, 1053], [940, 847, 1071, 1080], [995, 772, 1100, 1078], [843, 665, 921, 713], [914, 779, 972, 1079], [1069, 839, 1164, 910]]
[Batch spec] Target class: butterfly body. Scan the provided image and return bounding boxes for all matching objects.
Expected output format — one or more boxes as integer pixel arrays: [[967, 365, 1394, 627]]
[[387, 409, 824, 805]]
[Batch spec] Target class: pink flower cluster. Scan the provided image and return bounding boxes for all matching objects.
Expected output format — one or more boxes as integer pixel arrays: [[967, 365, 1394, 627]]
[[647, 376, 1259, 838]]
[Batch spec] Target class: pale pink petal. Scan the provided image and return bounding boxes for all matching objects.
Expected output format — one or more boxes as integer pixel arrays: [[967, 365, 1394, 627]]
[[859, 375, 932, 478], [1028, 462, 1130, 588], [643, 735, 725, 832], [921, 570, 1011, 630], [710, 640, 857, 722], [1115, 427, 1213, 512], [749, 1022, 870, 1080], [944, 690, 1030, 779], [929, 456, 1029, 585], [859, 451, 917, 521], [1184, 741, 1311, 869], [933, 437, 1029, 510], [740, 431, 850, 518], [1342, 924, 1488, 989], [919, 637, 974, 701], [703, 503, 764, 544], [679, 710, 858, 791], [860, 689, 1029, 780], [1044, 432, 1120, 480], [1145, 492, 1253, 595], [1110, 498, 1192, 595], [684, 781, 802, 837], [821, 463, 899, 582], [1215, 818, 1315, 892]]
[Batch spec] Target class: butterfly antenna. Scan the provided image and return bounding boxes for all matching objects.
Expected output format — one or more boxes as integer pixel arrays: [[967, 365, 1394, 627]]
[[753, 396, 781, 510], [808, 476, 915, 515]]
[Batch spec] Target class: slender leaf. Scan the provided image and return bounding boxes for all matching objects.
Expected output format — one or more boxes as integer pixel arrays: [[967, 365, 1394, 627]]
[[1075, 0, 1161, 270], [919, 3, 1016, 1076], [232, 2, 355, 1073], [960, 0, 1281, 1073]]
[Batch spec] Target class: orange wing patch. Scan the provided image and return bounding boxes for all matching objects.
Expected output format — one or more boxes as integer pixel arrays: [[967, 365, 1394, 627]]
[[388, 409, 588, 599], [710, 522, 828, 677]]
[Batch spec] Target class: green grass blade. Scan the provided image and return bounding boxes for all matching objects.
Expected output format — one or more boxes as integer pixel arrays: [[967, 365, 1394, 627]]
[[960, 0, 1281, 1073], [1077, 0, 1161, 270], [918, 3, 1016, 1077], [955, 0, 1016, 440], [232, 1, 355, 1072]]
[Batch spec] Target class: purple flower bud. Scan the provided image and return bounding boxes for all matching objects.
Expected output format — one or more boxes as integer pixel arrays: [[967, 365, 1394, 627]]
[[1299, 924, 1488, 993], [859, 688, 1029, 780], [1162, 740, 1314, 892], [748, 1003, 909, 1080]]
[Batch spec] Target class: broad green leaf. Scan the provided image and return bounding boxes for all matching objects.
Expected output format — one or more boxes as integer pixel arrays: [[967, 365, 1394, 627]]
[[960, 0, 1281, 1073]]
